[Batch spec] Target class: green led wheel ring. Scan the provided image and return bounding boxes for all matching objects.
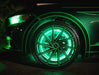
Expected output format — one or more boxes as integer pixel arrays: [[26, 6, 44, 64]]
[[35, 25, 76, 66]]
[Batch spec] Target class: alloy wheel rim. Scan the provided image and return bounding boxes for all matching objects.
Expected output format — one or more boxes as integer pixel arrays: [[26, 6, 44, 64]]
[[36, 26, 77, 66]]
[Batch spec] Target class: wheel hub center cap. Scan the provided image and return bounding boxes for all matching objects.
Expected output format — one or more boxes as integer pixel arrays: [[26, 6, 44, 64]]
[[53, 43, 59, 49]]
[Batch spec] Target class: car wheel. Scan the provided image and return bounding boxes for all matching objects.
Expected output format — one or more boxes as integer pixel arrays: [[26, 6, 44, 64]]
[[30, 21, 80, 68]]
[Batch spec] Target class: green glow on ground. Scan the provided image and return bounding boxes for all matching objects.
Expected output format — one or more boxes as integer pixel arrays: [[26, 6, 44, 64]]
[[0, 49, 5, 52], [0, 63, 6, 72], [27, 54, 37, 63], [43, 71, 75, 75]]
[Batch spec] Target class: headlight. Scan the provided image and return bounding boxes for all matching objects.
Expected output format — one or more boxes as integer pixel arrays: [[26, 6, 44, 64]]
[[8, 14, 29, 26]]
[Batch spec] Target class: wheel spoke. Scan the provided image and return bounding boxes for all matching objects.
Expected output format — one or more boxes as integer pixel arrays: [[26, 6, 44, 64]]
[[57, 49, 60, 66], [36, 42, 53, 48], [38, 48, 55, 55], [60, 47, 70, 60], [55, 28, 66, 41], [69, 48, 76, 55], [42, 32, 53, 46], [52, 26, 54, 42], [47, 49, 57, 62]]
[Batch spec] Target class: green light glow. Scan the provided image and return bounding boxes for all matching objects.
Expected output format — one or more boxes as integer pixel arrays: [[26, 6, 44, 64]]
[[4, 36, 11, 50], [36, 26, 76, 66], [50, 53, 57, 61], [27, 54, 37, 63], [77, 11, 99, 13], [68, 40, 72, 46], [6, 36, 11, 40], [66, 48, 71, 55], [9, 15, 25, 25], [90, 42, 99, 46], [60, 54, 66, 60], [4, 45, 11, 50]]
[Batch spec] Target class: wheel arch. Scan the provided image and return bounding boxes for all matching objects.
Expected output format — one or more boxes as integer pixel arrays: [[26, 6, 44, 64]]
[[23, 12, 90, 57]]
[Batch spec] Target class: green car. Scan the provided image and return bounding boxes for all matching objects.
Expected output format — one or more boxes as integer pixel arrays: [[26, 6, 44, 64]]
[[3, 3, 99, 68]]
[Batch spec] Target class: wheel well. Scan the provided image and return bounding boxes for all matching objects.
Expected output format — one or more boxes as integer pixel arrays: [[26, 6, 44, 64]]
[[24, 12, 90, 57]]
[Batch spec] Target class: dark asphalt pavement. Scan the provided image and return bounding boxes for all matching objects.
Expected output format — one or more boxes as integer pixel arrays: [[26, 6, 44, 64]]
[[0, 50, 99, 75]]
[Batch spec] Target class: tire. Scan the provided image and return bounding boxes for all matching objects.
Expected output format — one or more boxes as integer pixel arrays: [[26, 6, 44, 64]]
[[29, 20, 80, 68]]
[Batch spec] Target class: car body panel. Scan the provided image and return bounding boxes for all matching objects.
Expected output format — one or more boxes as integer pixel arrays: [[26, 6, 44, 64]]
[[6, 4, 99, 56]]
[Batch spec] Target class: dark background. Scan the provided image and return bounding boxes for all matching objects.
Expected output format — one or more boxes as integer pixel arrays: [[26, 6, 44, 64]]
[[0, 0, 99, 19]]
